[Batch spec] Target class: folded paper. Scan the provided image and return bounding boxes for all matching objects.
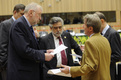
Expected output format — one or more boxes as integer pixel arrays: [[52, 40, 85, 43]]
[[50, 44, 68, 55]]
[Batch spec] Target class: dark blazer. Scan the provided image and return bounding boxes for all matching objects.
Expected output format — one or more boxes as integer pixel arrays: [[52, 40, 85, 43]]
[[40, 31, 82, 80], [104, 27, 121, 80], [0, 17, 14, 70], [7, 16, 45, 80]]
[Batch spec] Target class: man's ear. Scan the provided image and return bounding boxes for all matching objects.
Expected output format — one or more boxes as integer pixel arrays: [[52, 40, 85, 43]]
[[89, 26, 93, 32], [101, 19, 104, 23], [13, 10, 17, 14], [28, 10, 33, 16]]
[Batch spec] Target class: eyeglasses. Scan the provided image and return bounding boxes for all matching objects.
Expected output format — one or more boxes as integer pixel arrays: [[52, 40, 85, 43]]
[[53, 26, 62, 29]]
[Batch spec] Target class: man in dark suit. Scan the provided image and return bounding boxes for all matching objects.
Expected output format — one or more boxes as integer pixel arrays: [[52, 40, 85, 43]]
[[95, 12, 121, 80], [0, 4, 25, 80], [40, 17, 82, 80], [7, 2, 54, 80]]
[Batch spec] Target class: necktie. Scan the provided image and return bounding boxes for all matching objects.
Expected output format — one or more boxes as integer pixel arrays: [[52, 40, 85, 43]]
[[30, 26, 37, 41], [58, 37, 67, 65]]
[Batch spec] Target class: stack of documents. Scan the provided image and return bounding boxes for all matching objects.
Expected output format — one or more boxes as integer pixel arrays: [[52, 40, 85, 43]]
[[48, 69, 71, 77]]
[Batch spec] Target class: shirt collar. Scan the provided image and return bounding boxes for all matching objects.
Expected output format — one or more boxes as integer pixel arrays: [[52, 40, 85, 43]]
[[12, 16, 16, 21], [102, 24, 109, 35], [23, 15, 31, 27], [52, 33, 61, 40], [89, 33, 95, 37]]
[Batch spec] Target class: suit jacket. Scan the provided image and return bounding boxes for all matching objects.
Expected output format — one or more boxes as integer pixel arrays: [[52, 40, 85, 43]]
[[104, 27, 121, 80], [70, 33, 111, 80], [40, 31, 82, 80], [0, 17, 14, 70], [7, 16, 45, 80]]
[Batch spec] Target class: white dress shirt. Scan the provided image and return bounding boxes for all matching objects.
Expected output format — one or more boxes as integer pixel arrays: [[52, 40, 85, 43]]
[[53, 34, 67, 67], [101, 24, 110, 36], [12, 16, 16, 21]]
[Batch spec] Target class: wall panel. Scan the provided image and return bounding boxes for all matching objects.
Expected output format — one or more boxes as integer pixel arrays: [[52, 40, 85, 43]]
[[120, 12, 121, 26], [93, 0, 102, 11], [0, 0, 2, 15], [8, 0, 12, 15], [0, 0, 120, 32], [1, 0, 7, 15], [77, 0, 83, 11], [0, 0, 119, 15], [71, 0, 77, 12], [36, 22, 121, 33], [117, 0, 121, 10], [111, 0, 116, 10]]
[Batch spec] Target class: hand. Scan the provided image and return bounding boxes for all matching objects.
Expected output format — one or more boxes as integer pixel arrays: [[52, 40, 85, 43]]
[[34, 28, 40, 38], [79, 61, 81, 65], [45, 53, 54, 61], [60, 64, 70, 74], [80, 45, 85, 52], [47, 49, 54, 53]]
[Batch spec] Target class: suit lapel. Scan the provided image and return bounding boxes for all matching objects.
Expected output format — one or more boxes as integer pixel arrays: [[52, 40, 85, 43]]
[[21, 16, 39, 47], [61, 32, 68, 47], [48, 33, 57, 62], [104, 27, 111, 38], [10, 17, 14, 24], [21, 16, 33, 36], [61, 32, 68, 56], [48, 33, 55, 49]]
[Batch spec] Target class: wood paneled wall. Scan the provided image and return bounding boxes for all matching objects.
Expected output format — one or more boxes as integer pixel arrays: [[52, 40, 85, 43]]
[[35, 24, 84, 33], [0, 0, 121, 32], [35, 22, 121, 33], [116, 0, 121, 10], [0, 0, 121, 15]]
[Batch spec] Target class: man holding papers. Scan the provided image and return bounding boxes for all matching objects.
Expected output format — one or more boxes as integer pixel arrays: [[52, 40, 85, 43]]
[[7, 3, 54, 80], [40, 17, 82, 80], [61, 14, 111, 80]]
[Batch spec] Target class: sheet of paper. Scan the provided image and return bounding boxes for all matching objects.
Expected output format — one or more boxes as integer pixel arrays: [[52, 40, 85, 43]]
[[50, 44, 68, 55], [70, 54, 82, 58], [48, 69, 61, 74], [48, 69, 71, 77]]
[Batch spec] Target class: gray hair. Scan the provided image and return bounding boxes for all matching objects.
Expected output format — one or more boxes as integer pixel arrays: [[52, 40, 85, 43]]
[[24, 2, 43, 13], [49, 17, 64, 28], [83, 14, 101, 33]]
